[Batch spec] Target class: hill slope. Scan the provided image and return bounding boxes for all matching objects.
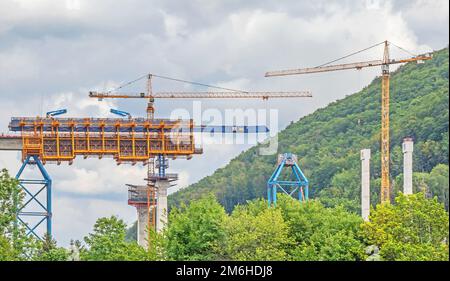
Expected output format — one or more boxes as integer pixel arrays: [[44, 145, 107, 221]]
[[169, 47, 449, 212]]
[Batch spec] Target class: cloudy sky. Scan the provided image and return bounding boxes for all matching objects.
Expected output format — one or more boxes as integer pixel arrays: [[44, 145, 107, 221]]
[[0, 0, 448, 246]]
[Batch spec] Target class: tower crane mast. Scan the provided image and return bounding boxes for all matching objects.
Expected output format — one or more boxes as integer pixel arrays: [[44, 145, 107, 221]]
[[265, 40, 432, 203]]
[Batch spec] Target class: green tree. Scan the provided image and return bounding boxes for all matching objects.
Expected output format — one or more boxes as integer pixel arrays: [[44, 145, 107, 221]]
[[81, 216, 148, 261], [224, 200, 292, 261], [33, 233, 69, 261], [0, 169, 20, 234], [164, 194, 227, 261], [428, 164, 449, 210], [0, 234, 16, 261], [361, 192, 449, 261], [276, 195, 365, 261], [291, 230, 365, 261], [0, 168, 38, 260], [393, 164, 449, 211], [125, 221, 137, 242], [318, 169, 361, 213]]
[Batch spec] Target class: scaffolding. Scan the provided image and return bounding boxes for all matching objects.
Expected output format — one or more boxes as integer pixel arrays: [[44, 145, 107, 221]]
[[15, 155, 52, 239], [9, 117, 200, 164]]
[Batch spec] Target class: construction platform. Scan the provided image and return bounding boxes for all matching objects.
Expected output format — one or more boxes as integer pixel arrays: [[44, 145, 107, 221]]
[[5, 117, 202, 164], [2, 117, 268, 164]]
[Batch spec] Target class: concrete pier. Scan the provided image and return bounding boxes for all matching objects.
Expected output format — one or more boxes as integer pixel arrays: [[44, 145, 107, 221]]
[[128, 173, 176, 249], [137, 205, 149, 248], [361, 149, 371, 221], [402, 138, 414, 195], [127, 184, 155, 248], [156, 180, 170, 232]]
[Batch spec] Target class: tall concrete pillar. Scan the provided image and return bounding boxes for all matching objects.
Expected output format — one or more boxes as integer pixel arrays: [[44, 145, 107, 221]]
[[156, 180, 169, 232], [402, 137, 414, 195], [136, 205, 149, 248], [361, 149, 371, 221]]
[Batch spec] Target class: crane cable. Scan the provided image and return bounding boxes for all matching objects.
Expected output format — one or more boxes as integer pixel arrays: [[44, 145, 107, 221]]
[[388, 41, 418, 57], [316, 40, 420, 69], [151, 74, 248, 93], [107, 73, 248, 94], [316, 41, 386, 68], [106, 74, 148, 93]]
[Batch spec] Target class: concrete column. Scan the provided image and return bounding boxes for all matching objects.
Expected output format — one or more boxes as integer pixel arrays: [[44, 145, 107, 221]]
[[402, 138, 414, 195], [156, 180, 169, 232], [361, 149, 371, 221], [136, 205, 148, 248]]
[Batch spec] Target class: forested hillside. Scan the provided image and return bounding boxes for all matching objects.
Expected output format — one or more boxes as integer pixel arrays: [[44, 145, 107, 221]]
[[169, 47, 449, 213]]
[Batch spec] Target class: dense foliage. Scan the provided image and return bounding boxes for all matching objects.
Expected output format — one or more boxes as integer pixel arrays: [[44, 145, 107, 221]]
[[161, 193, 448, 261], [361, 193, 449, 261], [164, 195, 227, 260], [80, 216, 150, 261], [169, 48, 449, 213], [224, 200, 292, 261], [0, 169, 449, 261]]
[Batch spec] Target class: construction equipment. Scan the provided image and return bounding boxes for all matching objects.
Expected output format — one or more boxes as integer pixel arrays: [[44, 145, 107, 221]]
[[46, 109, 67, 118], [8, 117, 270, 164], [265, 40, 432, 203], [110, 108, 131, 118], [267, 153, 309, 207], [89, 73, 312, 120]]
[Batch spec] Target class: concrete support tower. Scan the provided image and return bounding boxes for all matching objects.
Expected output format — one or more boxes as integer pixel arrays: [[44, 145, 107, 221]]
[[402, 137, 414, 195], [360, 149, 371, 221], [155, 180, 170, 232], [127, 155, 177, 249], [126, 184, 155, 248], [136, 205, 150, 248]]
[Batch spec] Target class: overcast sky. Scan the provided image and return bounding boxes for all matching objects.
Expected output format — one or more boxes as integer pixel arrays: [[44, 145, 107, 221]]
[[0, 0, 448, 246]]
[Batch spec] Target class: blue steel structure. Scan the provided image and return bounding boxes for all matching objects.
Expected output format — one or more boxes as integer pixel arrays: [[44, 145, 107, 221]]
[[46, 109, 67, 117], [267, 153, 309, 207], [157, 154, 167, 177], [15, 155, 52, 239], [110, 108, 131, 118]]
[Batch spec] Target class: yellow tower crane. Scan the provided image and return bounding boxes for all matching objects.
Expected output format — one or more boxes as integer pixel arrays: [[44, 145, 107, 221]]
[[89, 73, 312, 117], [265, 40, 432, 203]]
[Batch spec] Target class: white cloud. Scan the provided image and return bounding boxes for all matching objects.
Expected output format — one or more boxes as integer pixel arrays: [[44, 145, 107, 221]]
[[0, 48, 40, 84], [162, 10, 187, 39], [49, 90, 117, 117], [49, 160, 147, 195], [53, 195, 136, 246]]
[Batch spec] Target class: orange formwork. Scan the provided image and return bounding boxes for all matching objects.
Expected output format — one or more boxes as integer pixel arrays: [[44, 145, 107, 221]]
[[10, 117, 202, 164]]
